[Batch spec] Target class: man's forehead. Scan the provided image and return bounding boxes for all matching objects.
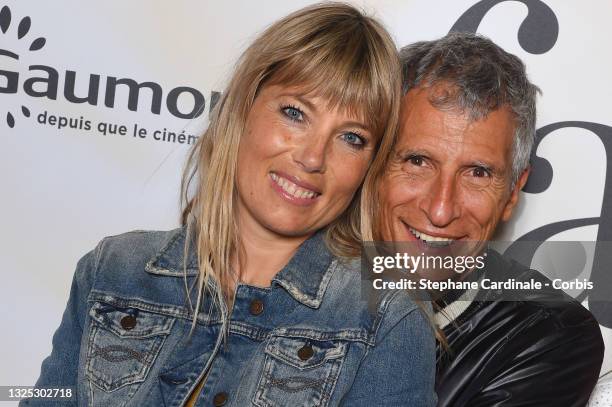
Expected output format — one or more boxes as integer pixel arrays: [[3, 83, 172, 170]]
[[398, 87, 516, 161]]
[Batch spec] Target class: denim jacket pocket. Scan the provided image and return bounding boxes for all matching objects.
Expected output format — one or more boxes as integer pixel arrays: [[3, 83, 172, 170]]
[[253, 335, 348, 407], [85, 301, 175, 393]]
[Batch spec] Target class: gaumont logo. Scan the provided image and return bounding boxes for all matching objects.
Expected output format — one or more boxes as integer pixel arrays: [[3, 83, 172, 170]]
[[0, 5, 45, 127], [0, 5, 218, 136]]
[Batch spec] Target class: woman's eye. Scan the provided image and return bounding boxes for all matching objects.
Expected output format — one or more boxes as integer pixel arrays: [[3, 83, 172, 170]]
[[341, 132, 365, 148], [281, 106, 304, 122]]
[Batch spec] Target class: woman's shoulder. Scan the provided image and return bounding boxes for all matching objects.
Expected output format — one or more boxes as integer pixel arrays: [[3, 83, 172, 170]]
[[322, 257, 428, 342], [331, 257, 423, 310], [99, 227, 183, 255], [83, 227, 196, 301], [95, 228, 190, 272]]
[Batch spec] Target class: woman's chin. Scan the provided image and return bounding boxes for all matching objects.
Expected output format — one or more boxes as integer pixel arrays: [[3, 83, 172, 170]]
[[264, 222, 319, 238]]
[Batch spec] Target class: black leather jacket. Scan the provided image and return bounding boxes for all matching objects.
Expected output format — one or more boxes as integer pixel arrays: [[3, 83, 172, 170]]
[[435, 250, 605, 407]]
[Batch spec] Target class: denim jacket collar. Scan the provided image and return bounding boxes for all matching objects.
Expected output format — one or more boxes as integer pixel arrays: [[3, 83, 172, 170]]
[[145, 227, 334, 309], [145, 227, 200, 277], [271, 229, 334, 309]]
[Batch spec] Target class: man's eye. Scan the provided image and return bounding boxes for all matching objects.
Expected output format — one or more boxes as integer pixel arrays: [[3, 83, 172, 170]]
[[471, 167, 490, 177], [281, 106, 304, 121], [341, 132, 365, 148]]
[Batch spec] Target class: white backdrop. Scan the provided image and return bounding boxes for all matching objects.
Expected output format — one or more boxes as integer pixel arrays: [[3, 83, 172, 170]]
[[1, 0, 610, 404]]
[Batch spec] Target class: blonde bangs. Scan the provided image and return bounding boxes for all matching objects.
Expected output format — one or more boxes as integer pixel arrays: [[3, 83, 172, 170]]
[[262, 19, 397, 140]]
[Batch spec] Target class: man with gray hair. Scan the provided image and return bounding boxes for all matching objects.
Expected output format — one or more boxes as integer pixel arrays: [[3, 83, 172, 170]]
[[377, 32, 604, 405]]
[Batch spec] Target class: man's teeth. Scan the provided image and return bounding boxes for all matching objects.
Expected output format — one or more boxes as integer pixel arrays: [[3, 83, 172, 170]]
[[271, 173, 318, 199], [410, 227, 454, 247]]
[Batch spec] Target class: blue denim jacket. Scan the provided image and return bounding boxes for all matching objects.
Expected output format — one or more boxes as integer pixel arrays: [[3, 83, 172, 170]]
[[24, 228, 436, 406]]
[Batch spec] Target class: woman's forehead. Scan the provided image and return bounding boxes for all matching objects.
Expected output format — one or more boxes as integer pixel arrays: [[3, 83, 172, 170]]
[[262, 82, 373, 126]]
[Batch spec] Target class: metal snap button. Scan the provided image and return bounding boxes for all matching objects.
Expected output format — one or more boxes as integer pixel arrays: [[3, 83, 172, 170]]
[[249, 299, 264, 316], [297, 344, 314, 361], [213, 391, 228, 406], [120, 315, 137, 330]]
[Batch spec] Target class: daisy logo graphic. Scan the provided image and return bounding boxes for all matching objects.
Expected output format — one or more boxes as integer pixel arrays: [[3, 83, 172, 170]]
[[0, 5, 46, 128], [0, 4, 217, 131]]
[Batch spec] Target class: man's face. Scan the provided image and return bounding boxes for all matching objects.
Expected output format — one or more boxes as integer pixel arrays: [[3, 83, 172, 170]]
[[379, 85, 529, 253]]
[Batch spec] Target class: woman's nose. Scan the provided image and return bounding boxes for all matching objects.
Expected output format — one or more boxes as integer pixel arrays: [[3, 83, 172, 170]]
[[292, 135, 327, 173]]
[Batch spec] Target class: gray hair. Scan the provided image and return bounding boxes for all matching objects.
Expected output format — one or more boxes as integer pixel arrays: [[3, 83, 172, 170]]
[[399, 32, 540, 186]]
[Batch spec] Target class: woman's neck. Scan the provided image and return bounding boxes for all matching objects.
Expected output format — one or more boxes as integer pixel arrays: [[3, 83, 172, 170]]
[[236, 218, 311, 288]]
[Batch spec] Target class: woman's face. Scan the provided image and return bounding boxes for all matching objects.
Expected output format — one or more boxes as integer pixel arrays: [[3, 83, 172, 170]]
[[235, 83, 376, 239]]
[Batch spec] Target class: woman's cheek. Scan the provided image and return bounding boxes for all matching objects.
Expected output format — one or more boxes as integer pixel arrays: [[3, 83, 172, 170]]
[[339, 159, 369, 193]]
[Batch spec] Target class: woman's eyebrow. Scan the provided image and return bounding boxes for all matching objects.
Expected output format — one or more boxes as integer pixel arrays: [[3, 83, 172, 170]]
[[279, 92, 317, 112], [278, 92, 371, 131], [342, 120, 371, 132]]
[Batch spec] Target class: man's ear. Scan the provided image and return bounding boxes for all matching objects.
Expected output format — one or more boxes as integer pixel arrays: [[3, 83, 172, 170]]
[[501, 167, 530, 222]]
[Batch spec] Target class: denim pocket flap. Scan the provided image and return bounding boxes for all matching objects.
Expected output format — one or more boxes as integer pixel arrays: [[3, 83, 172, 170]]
[[89, 302, 174, 338], [264, 336, 347, 370]]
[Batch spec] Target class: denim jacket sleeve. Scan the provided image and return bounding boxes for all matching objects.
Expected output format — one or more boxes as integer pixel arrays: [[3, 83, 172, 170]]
[[340, 294, 437, 407], [20, 243, 101, 406]]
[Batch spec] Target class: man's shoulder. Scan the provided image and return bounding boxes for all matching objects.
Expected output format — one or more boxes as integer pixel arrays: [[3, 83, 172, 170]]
[[436, 251, 604, 406], [479, 249, 600, 331], [440, 248, 603, 370]]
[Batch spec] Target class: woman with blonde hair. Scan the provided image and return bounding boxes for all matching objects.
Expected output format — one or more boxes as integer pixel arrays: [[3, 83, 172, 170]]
[[26, 3, 436, 406]]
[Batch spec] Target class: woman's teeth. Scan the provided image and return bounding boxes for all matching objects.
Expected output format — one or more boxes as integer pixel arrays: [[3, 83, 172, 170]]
[[271, 173, 318, 199], [409, 227, 454, 247]]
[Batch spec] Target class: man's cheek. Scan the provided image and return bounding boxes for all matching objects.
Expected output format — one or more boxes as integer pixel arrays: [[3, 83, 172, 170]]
[[463, 193, 498, 226]]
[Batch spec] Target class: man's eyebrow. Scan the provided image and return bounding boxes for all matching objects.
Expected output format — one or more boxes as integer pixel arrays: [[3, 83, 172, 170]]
[[393, 147, 431, 158], [469, 160, 501, 174]]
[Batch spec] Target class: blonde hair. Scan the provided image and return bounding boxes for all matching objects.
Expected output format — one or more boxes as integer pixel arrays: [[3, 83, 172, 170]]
[[180, 2, 401, 332]]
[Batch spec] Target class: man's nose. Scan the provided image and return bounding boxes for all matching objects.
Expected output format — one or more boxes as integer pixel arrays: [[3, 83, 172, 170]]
[[421, 175, 461, 228], [292, 134, 327, 173]]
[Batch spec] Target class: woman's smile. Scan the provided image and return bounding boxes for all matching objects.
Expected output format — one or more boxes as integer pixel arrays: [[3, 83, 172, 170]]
[[269, 171, 321, 206]]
